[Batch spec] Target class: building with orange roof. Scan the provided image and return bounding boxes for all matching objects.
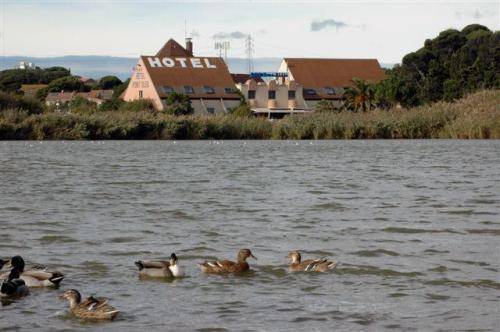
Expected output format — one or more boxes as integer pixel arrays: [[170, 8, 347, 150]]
[[236, 58, 386, 117], [123, 38, 240, 114]]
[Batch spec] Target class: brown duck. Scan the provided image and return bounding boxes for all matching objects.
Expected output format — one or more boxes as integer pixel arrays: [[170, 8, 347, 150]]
[[198, 249, 257, 274], [287, 251, 337, 272], [59, 289, 119, 321]]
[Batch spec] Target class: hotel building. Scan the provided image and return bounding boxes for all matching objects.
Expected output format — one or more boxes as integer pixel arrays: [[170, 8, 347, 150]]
[[123, 39, 240, 114]]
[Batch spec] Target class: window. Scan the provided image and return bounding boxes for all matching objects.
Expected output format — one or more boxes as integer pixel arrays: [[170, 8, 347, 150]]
[[139, 90, 143, 99], [224, 87, 235, 94], [204, 86, 215, 94], [324, 87, 335, 95], [288, 90, 296, 100], [207, 107, 215, 114], [162, 86, 174, 94], [304, 89, 317, 96], [184, 85, 194, 94], [268, 90, 276, 100], [248, 90, 256, 99]]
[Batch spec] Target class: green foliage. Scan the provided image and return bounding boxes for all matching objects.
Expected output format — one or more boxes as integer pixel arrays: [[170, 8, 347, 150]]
[[163, 92, 194, 116], [315, 99, 342, 113], [0, 67, 71, 92], [0, 90, 497, 140], [380, 24, 499, 107], [48, 76, 89, 93], [229, 104, 254, 117], [96, 76, 122, 90], [119, 99, 155, 112], [0, 91, 43, 115], [35, 86, 50, 101], [344, 78, 376, 112], [112, 78, 130, 98]]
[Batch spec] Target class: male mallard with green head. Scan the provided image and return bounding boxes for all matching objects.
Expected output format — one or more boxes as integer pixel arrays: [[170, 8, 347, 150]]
[[286, 251, 337, 272], [59, 289, 119, 321], [0, 256, 64, 287], [135, 253, 184, 278], [198, 249, 257, 274]]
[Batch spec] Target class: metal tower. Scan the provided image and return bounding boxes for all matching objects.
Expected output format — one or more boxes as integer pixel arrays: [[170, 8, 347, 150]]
[[245, 34, 254, 74]]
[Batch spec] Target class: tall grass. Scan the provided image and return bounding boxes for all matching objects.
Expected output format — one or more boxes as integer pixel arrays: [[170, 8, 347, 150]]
[[0, 90, 498, 140]]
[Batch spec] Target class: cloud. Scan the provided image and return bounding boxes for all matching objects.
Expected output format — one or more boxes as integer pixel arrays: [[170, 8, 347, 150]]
[[311, 19, 348, 32], [190, 30, 200, 38], [455, 9, 494, 20], [212, 31, 247, 39]]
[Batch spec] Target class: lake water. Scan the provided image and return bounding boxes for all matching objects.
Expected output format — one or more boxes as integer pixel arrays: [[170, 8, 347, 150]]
[[0, 140, 499, 331]]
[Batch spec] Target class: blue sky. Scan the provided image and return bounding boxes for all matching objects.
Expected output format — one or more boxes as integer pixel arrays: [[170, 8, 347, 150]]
[[1, 0, 499, 63]]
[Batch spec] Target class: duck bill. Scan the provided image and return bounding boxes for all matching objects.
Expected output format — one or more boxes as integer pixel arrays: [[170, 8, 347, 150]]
[[58, 294, 65, 300], [250, 254, 257, 260]]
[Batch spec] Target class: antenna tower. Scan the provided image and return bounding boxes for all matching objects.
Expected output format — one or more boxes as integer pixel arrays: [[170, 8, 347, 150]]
[[245, 34, 254, 74]]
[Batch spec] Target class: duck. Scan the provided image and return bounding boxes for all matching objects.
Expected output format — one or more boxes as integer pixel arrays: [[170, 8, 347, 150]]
[[286, 251, 337, 272], [59, 289, 119, 321], [0, 256, 64, 287], [198, 249, 257, 274], [134, 253, 184, 278], [1, 268, 30, 298]]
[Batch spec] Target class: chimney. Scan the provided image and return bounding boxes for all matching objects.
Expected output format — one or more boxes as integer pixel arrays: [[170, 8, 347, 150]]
[[186, 38, 193, 56]]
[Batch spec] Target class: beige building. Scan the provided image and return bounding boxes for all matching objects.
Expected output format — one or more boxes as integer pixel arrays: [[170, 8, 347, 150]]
[[123, 39, 240, 114], [236, 78, 310, 118]]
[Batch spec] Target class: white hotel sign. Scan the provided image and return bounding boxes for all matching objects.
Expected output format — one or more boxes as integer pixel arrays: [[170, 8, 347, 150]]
[[147, 57, 217, 69]]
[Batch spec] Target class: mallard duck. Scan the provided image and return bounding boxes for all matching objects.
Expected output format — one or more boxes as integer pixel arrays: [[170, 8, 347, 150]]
[[286, 251, 337, 272], [0, 256, 64, 287], [198, 249, 257, 274], [1, 268, 30, 298], [59, 289, 119, 321], [135, 253, 184, 278]]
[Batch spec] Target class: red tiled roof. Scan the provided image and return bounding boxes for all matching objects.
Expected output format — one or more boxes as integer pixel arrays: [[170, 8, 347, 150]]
[[284, 58, 385, 99], [156, 39, 190, 57], [141, 56, 239, 99], [231, 73, 264, 84]]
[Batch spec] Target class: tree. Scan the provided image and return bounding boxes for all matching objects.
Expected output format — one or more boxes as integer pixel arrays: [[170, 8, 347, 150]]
[[48, 76, 89, 93], [97, 76, 122, 90], [163, 92, 193, 116], [112, 78, 130, 99], [384, 24, 498, 107], [0, 91, 43, 114], [230, 104, 254, 117], [344, 78, 376, 112], [0, 67, 70, 91]]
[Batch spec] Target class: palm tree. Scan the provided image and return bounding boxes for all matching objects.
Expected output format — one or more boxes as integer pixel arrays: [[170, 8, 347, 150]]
[[343, 78, 376, 112]]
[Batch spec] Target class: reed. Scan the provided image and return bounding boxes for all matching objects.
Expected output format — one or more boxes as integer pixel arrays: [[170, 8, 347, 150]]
[[0, 90, 498, 140]]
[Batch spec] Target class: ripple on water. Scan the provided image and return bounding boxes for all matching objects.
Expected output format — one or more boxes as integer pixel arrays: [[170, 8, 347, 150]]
[[351, 249, 400, 257], [38, 235, 77, 244], [465, 229, 500, 235], [382, 227, 462, 234], [337, 264, 424, 278], [424, 278, 500, 290]]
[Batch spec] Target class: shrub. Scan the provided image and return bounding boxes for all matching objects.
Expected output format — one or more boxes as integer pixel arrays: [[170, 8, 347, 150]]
[[0, 92, 43, 114]]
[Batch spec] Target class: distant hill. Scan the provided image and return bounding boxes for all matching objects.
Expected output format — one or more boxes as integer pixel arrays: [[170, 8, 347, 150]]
[[0, 56, 394, 80]]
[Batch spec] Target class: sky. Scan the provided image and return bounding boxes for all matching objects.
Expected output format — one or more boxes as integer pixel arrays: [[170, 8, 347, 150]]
[[1, 0, 499, 63]]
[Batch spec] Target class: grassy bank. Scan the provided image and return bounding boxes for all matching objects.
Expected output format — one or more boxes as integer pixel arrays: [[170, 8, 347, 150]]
[[0, 90, 498, 140]]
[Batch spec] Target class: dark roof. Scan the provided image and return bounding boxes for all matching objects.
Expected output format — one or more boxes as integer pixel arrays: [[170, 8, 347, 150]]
[[156, 39, 190, 57], [231, 73, 264, 85], [141, 56, 239, 99], [284, 58, 385, 99]]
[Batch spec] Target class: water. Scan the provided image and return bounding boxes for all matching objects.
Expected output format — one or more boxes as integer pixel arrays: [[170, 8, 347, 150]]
[[0, 140, 499, 331]]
